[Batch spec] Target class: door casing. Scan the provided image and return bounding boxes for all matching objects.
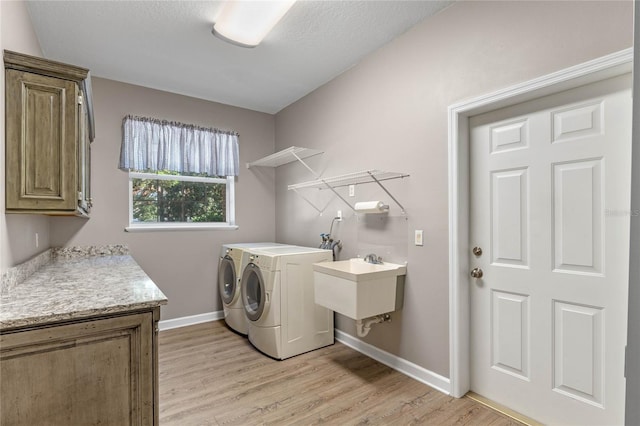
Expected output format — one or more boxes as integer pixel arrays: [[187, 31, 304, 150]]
[[447, 48, 633, 398]]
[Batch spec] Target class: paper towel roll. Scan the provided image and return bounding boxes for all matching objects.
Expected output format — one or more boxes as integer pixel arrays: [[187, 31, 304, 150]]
[[354, 201, 388, 213]]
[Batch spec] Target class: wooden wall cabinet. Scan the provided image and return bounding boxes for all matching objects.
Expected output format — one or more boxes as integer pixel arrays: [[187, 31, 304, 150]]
[[0, 308, 160, 425], [4, 50, 94, 216]]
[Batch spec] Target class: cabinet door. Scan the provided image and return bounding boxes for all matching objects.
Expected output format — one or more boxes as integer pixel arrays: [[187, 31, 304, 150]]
[[5, 69, 78, 211], [0, 313, 155, 425]]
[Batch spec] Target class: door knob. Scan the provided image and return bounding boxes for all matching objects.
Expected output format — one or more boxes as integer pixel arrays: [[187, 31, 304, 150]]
[[470, 268, 483, 279]]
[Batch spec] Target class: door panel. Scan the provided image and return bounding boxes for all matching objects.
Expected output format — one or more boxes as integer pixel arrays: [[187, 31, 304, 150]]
[[491, 168, 529, 267], [491, 290, 530, 380], [490, 118, 529, 153], [553, 159, 603, 274], [552, 101, 603, 143], [469, 74, 631, 425], [553, 301, 603, 406]]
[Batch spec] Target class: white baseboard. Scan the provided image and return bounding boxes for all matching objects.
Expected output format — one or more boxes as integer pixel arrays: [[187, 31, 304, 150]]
[[158, 311, 223, 331], [157, 313, 451, 395], [335, 329, 451, 395]]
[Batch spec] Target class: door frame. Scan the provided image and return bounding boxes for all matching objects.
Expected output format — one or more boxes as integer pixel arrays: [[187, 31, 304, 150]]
[[447, 48, 633, 398]]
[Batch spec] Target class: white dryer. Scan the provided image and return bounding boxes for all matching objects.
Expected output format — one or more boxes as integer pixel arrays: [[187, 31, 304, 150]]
[[218, 243, 286, 335], [240, 245, 334, 359]]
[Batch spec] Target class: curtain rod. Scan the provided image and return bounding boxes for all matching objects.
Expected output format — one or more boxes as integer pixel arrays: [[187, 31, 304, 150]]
[[123, 114, 239, 136]]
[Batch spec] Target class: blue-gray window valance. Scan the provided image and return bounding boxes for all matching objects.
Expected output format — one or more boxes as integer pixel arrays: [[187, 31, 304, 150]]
[[119, 115, 240, 177]]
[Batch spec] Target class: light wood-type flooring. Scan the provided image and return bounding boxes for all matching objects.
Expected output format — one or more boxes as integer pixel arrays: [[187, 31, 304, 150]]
[[159, 321, 523, 425]]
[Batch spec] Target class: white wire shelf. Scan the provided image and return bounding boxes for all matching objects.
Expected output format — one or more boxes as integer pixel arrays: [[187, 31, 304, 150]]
[[287, 170, 409, 191], [246, 146, 323, 169], [247, 148, 409, 215]]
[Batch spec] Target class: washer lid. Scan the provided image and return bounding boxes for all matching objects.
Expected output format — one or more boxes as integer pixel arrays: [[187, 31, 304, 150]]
[[250, 245, 331, 256], [224, 242, 288, 249]]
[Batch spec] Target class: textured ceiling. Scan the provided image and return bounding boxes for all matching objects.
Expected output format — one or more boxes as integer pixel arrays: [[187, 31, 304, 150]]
[[26, 1, 452, 114]]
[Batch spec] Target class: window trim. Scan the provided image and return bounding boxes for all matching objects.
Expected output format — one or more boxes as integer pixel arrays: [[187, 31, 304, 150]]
[[126, 171, 237, 232]]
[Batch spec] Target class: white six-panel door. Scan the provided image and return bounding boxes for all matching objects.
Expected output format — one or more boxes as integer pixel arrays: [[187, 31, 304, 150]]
[[469, 74, 632, 425]]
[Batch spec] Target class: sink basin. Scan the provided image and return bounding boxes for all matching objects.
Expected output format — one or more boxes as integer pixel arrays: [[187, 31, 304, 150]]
[[313, 258, 406, 320]]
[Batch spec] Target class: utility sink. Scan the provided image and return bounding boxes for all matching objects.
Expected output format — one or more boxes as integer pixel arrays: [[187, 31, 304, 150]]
[[313, 258, 406, 320]]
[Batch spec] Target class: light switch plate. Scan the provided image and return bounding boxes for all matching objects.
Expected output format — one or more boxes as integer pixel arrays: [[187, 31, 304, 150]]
[[414, 230, 423, 246]]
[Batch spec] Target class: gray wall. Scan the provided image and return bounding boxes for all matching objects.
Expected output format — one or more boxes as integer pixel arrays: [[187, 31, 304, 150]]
[[50, 77, 277, 320], [3, 0, 636, 406], [626, 3, 640, 424], [0, 0, 50, 272], [274, 0, 633, 378], [1, 0, 277, 320]]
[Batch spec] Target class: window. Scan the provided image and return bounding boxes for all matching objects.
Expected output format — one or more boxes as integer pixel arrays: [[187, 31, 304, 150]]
[[120, 115, 240, 232], [127, 171, 235, 231]]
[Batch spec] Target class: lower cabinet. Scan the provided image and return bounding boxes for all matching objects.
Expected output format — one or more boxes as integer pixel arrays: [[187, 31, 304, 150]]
[[0, 308, 160, 425]]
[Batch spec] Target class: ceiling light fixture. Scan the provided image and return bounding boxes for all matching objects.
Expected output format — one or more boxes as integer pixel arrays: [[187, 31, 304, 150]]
[[212, 0, 297, 48]]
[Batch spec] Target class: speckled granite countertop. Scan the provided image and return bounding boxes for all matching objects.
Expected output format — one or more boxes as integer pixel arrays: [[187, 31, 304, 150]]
[[0, 247, 167, 330]]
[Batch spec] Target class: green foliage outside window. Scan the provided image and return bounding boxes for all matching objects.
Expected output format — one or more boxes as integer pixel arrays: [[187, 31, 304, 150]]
[[132, 171, 226, 223]]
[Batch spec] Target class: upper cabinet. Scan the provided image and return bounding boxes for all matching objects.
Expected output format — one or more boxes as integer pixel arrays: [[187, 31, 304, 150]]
[[4, 50, 94, 217]]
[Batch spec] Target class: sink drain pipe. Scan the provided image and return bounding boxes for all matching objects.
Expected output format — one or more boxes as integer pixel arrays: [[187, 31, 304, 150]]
[[355, 313, 392, 337]]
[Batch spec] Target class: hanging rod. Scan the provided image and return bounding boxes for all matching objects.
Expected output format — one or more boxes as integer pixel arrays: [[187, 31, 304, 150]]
[[288, 170, 409, 215], [288, 170, 409, 191]]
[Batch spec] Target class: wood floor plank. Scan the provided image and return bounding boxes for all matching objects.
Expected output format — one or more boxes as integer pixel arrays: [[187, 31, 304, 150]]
[[159, 321, 523, 425]]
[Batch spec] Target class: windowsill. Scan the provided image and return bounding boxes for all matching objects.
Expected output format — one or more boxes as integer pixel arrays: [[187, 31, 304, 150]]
[[125, 224, 239, 232]]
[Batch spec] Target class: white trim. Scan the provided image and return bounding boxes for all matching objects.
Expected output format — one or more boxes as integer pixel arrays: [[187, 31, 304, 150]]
[[448, 48, 633, 398], [129, 171, 227, 184], [158, 311, 223, 331], [335, 329, 451, 395], [128, 177, 133, 226], [227, 177, 236, 226], [125, 223, 239, 232]]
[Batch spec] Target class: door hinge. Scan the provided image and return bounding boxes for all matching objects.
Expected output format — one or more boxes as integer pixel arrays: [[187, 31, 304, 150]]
[[78, 95, 83, 105]]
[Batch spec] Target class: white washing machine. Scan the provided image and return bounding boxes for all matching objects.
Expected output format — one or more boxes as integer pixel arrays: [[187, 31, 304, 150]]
[[218, 243, 286, 335], [240, 245, 334, 359]]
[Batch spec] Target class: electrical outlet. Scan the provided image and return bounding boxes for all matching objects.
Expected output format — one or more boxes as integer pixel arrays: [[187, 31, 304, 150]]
[[35, 232, 39, 248], [414, 230, 423, 246], [349, 185, 355, 197], [337, 210, 342, 221]]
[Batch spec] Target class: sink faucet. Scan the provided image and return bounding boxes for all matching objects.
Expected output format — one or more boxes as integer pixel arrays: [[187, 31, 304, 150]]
[[363, 253, 382, 264]]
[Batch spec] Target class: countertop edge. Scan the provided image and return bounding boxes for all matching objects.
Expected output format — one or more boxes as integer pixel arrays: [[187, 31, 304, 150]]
[[0, 299, 168, 331]]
